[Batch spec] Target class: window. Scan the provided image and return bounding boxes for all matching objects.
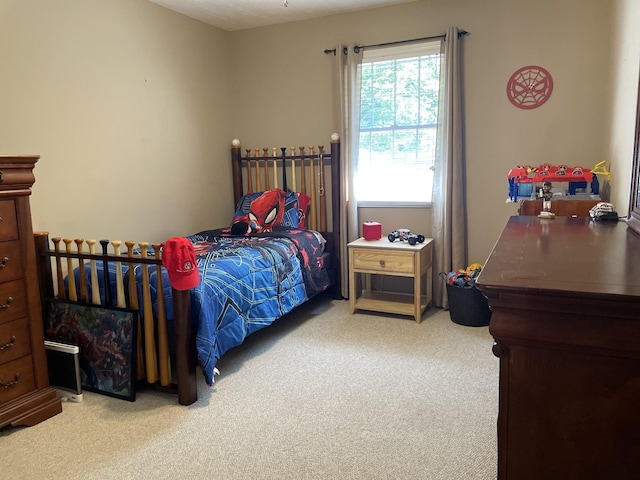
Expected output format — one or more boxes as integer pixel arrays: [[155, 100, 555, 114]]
[[357, 41, 441, 205]]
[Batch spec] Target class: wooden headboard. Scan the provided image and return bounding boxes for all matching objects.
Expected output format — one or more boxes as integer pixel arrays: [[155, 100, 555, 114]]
[[230, 136, 342, 299]]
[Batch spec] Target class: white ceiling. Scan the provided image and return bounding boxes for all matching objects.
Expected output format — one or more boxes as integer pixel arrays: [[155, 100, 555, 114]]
[[149, 0, 419, 31]]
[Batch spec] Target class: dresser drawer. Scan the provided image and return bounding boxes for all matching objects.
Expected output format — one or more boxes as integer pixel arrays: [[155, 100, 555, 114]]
[[0, 240, 24, 283], [0, 200, 18, 242], [0, 279, 27, 325], [0, 355, 36, 404], [0, 318, 31, 364], [352, 248, 415, 274]]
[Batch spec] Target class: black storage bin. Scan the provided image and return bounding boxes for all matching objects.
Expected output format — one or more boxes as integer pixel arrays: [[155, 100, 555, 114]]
[[445, 282, 492, 327]]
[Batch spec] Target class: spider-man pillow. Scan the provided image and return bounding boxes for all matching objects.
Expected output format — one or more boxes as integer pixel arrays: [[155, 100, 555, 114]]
[[231, 189, 299, 233]]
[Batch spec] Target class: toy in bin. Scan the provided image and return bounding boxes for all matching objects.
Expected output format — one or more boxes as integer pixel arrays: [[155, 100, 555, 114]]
[[388, 228, 425, 246], [446, 262, 483, 287]]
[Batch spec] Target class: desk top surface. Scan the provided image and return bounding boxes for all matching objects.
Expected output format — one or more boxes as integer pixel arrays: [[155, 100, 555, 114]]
[[477, 216, 640, 298]]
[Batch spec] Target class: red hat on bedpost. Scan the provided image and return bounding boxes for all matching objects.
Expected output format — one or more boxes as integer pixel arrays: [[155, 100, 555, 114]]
[[162, 237, 200, 290]]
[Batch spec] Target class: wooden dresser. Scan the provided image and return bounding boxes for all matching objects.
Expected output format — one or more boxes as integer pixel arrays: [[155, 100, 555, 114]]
[[0, 155, 62, 428], [477, 216, 640, 479]]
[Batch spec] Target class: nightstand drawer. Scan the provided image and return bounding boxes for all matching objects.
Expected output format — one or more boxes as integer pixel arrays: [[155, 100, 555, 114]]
[[352, 249, 415, 274], [0, 355, 36, 404], [0, 318, 31, 365]]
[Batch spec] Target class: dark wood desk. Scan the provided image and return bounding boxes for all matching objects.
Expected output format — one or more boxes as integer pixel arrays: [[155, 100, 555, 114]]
[[477, 216, 640, 480]]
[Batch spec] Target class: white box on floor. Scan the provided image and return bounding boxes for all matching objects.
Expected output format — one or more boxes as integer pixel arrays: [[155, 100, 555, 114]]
[[44, 340, 83, 403]]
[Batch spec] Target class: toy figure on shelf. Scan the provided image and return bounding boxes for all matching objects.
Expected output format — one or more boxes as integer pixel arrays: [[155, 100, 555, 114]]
[[540, 181, 553, 211]]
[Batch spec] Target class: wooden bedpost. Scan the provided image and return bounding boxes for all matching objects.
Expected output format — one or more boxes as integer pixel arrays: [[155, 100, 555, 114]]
[[172, 288, 197, 405], [330, 136, 342, 300], [34, 232, 54, 317], [231, 140, 243, 206]]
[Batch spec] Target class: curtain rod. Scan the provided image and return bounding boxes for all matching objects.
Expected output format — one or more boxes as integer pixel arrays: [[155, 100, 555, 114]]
[[323, 30, 468, 55]]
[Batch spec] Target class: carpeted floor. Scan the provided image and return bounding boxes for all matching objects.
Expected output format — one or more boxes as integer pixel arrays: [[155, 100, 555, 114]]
[[1, 297, 498, 479]]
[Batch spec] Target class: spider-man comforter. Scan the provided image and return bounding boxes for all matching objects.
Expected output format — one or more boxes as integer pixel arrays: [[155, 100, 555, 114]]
[[75, 228, 330, 386], [186, 227, 330, 384]]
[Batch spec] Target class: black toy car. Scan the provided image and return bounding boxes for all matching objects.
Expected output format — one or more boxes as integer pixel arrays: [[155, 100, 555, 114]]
[[388, 228, 425, 245]]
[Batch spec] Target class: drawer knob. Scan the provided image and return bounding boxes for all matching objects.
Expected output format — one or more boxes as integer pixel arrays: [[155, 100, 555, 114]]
[[0, 296, 13, 310], [379, 259, 386, 267], [0, 335, 16, 351], [0, 256, 9, 269], [0, 373, 20, 389]]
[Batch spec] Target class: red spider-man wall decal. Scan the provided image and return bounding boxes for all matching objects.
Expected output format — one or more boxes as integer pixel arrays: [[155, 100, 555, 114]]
[[507, 65, 553, 109]]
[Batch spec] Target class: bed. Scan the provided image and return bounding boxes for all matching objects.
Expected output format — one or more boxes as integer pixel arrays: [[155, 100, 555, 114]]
[[35, 135, 342, 405]]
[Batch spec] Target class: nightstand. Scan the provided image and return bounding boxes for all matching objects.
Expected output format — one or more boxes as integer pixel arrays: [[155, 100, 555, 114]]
[[348, 237, 433, 323]]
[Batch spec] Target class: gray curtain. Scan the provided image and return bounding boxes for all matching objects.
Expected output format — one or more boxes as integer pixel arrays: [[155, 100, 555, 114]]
[[432, 27, 467, 308], [332, 45, 364, 299]]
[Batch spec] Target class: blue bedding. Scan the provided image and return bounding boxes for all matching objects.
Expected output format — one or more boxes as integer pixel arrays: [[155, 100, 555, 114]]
[[75, 227, 330, 385], [187, 227, 330, 384]]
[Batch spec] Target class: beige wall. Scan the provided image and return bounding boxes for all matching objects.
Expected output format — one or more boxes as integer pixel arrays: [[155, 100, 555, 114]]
[[0, 0, 233, 243], [229, 0, 620, 265], [1, 0, 638, 269], [608, 0, 640, 212]]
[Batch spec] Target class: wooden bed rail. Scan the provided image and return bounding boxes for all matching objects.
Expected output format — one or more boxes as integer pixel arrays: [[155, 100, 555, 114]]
[[34, 232, 197, 405]]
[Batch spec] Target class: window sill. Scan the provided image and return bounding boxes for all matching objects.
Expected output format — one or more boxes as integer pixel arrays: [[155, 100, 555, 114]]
[[357, 201, 432, 208]]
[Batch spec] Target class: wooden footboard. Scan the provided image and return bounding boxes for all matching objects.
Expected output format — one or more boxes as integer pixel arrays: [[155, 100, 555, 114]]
[[34, 232, 197, 405]]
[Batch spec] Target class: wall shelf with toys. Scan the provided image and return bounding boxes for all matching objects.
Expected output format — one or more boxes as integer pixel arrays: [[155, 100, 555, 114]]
[[507, 161, 610, 202]]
